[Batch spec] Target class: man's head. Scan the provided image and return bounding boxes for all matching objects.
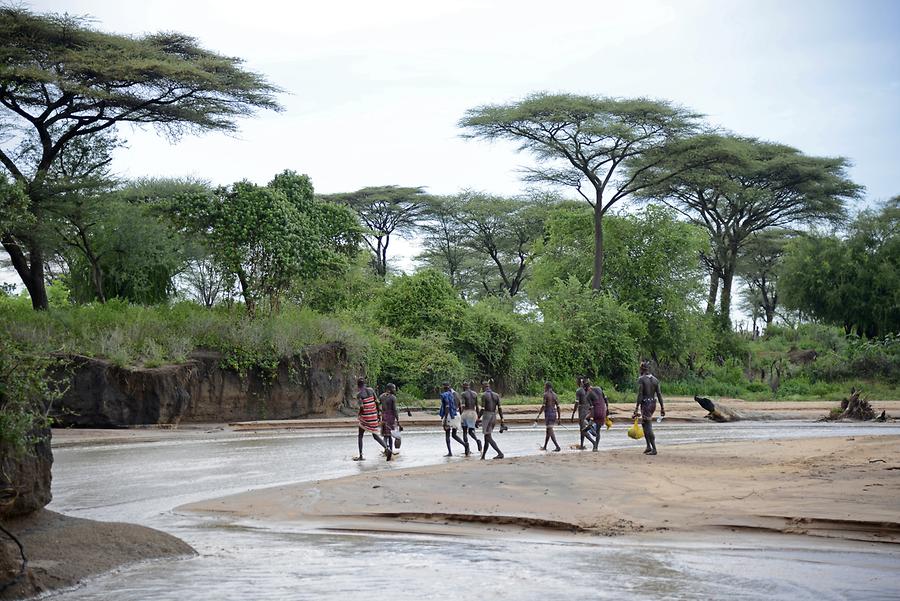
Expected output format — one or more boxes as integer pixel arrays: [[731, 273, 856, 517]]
[[582, 378, 591, 390], [544, 381, 553, 391], [640, 361, 651, 375], [462, 381, 470, 390], [356, 377, 365, 388], [482, 378, 492, 390], [386, 383, 396, 393], [442, 382, 450, 391]]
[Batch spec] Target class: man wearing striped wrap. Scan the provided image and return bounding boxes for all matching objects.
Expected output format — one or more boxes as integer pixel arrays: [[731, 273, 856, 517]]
[[355, 377, 391, 461]]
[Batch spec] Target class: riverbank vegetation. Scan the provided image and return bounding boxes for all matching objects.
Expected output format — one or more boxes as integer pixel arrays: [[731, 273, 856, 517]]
[[2, 6, 899, 445]]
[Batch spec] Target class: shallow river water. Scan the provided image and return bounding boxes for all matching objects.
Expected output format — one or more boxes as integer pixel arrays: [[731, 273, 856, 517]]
[[47, 421, 900, 600]]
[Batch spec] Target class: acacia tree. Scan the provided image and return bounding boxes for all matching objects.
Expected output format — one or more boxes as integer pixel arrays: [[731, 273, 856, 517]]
[[460, 93, 703, 289], [0, 7, 281, 309], [418, 191, 549, 299], [418, 195, 468, 289], [737, 229, 792, 329], [781, 198, 900, 337], [320, 185, 427, 277], [455, 192, 548, 298], [637, 134, 860, 322]]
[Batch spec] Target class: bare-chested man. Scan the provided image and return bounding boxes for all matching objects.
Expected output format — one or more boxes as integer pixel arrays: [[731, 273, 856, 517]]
[[355, 377, 391, 461], [380, 383, 401, 454], [633, 361, 666, 455], [479, 380, 505, 460], [536, 381, 561, 452], [459, 381, 482, 454], [571, 377, 596, 449], [585, 379, 609, 452]]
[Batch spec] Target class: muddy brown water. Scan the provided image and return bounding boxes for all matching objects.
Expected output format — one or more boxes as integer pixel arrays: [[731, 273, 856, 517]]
[[46, 422, 900, 600]]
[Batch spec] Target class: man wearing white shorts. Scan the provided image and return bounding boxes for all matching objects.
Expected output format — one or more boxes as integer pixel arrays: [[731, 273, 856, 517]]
[[440, 382, 468, 457]]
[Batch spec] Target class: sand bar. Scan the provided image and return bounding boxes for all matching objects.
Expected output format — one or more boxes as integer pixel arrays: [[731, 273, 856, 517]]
[[184, 435, 900, 544]]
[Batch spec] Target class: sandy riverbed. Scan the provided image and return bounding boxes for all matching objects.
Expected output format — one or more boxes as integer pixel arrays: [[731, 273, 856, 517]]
[[185, 435, 900, 544]]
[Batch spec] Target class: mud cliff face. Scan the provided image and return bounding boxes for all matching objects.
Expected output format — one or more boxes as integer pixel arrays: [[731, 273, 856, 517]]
[[0, 427, 52, 519], [53, 343, 356, 427]]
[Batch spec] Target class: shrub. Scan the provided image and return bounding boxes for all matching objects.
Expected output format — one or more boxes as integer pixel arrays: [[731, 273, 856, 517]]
[[374, 270, 464, 337], [533, 278, 643, 388]]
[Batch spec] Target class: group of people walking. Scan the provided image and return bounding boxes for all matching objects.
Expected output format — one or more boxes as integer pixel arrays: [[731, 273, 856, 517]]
[[353, 361, 666, 461]]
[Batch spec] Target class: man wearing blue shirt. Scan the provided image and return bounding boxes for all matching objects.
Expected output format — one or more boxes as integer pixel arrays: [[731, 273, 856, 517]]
[[440, 382, 468, 456]]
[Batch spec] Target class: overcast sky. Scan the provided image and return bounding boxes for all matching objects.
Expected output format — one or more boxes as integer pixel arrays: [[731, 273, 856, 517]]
[[5, 0, 900, 291]]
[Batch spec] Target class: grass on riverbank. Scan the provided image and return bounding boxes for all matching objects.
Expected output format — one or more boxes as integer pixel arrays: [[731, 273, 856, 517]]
[[3, 291, 898, 403]]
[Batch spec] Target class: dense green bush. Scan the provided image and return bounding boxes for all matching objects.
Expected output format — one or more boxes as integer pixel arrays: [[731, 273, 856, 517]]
[[0, 338, 61, 458], [373, 270, 464, 337], [532, 278, 643, 389], [455, 298, 527, 387]]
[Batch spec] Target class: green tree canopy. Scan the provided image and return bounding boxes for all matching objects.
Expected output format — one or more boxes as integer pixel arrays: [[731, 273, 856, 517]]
[[635, 134, 861, 323], [172, 171, 360, 316], [373, 269, 464, 338], [529, 204, 708, 364], [737, 228, 793, 329], [460, 92, 703, 289], [0, 7, 281, 309], [320, 185, 427, 277], [781, 198, 900, 337]]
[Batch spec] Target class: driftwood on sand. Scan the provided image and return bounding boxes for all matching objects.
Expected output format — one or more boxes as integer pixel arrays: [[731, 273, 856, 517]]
[[825, 388, 888, 422], [694, 396, 784, 422], [695, 396, 747, 422]]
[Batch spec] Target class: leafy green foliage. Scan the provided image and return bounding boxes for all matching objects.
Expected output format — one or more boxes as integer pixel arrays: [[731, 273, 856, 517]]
[[0, 337, 60, 458], [455, 298, 527, 384], [532, 277, 644, 388], [780, 199, 900, 337], [65, 199, 187, 304], [0, 6, 282, 310], [530, 204, 708, 364], [374, 270, 465, 337], [172, 171, 361, 316], [460, 92, 703, 288]]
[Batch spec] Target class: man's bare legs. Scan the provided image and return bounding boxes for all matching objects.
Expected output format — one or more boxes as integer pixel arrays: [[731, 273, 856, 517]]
[[542, 426, 561, 451], [444, 427, 468, 456], [480, 433, 503, 460], [578, 418, 596, 449], [357, 427, 390, 461], [642, 419, 657, 455], [462, 427, 482, 453]]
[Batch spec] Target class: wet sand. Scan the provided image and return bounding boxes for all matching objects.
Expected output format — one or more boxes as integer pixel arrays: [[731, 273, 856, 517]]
[[0, 510, 193, 600], [185, 435, 900, 544]]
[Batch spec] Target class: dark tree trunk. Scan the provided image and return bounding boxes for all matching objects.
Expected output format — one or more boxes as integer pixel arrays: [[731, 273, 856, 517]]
[[719, 264, 735, 326], [591, 203, 604, 290], [706, 272, 719, 314], [88, 254, 106, 303], [2, 235, 50, 310], [236, 269, 255, 317]]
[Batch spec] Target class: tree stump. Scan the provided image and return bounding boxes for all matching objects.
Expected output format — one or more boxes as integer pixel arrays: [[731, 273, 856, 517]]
[[834, 387, 877, 421]]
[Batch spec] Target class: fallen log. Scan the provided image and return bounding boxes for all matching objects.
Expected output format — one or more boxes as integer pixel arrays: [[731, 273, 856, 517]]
[[694, 396, 748, 422]]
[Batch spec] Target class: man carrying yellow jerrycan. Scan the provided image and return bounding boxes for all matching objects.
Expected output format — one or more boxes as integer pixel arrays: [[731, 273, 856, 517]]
[[630, 361, 666, 455]]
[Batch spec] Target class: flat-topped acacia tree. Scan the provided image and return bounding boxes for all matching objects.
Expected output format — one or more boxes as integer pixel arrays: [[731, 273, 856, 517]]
[[0, 7, 282, 309], [320, 185, 428, 278], [634, 134, 860, 322], [460, 92, 703, 289]]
